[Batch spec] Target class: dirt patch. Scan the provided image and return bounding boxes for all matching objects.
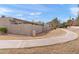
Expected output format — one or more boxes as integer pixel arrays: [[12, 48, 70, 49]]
[[0, 28, 66, 40], [0, 28, 78, 54]]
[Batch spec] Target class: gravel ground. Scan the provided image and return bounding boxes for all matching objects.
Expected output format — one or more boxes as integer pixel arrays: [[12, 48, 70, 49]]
[[0, 28, 78, 54]]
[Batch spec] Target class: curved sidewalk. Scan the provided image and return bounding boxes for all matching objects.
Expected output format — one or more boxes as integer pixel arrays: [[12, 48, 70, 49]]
[[0, 29, 78, 49]]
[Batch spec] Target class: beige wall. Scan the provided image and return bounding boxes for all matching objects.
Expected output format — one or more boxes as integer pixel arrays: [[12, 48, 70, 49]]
[[7, 24, 44, 35], [0, 18, 51, 36]]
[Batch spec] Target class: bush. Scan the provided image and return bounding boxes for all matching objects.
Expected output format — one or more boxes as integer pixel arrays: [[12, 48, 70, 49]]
[[59, 22, 68, 28], [0, 27, 7, 34]]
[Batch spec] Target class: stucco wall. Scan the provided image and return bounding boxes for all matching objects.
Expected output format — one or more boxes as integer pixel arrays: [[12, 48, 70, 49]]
[[6, 24, 43, 35], [0, 17, 51, 36]]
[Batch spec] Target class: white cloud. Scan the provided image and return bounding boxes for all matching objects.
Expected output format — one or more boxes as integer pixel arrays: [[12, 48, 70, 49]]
[[15, 14, 23, 17], [29, 12, 42, 16], [70, 7, 79, 16], [0, 8, 12, 12], [0, 7, 13, 15]]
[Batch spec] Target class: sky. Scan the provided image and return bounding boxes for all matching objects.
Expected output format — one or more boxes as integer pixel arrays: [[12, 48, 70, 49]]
[[0, 4, 79, 23]]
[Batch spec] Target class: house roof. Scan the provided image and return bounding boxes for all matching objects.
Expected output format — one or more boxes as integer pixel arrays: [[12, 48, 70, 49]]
[[13, 18, 43, 25], [1, 17, 43, 26]]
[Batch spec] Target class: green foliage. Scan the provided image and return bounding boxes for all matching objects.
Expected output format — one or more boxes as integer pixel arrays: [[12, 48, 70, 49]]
[[51, 17, 60, 29], [0, 27, 7, 33], [76, 16, 79, 26], [66, 20, 72, 26], [60, 22, 68, 28]]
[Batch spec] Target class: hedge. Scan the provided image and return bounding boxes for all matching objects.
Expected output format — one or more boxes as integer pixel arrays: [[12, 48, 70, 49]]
[[0, 27, 8, 33]]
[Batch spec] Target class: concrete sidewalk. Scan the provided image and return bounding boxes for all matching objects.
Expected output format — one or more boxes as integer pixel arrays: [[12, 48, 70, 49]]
[[0, 29, 78, 49]]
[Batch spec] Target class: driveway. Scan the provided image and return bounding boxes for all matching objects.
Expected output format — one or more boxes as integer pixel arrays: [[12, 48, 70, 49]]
[[0, 28, 78, 49]]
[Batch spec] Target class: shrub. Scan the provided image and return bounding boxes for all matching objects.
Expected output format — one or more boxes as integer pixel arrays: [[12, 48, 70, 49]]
[[0, 27, 7, 34], [59, 22, 68, 28]]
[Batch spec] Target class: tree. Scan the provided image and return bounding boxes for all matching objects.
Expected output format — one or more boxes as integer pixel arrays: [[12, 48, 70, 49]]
[[67, 20, 72, 26], [75, 4, 79, 26], [1, 15, 5, 18], [76, 15, 79, 26], [60, 22, 68, 28], [50, 17, 60, 29]]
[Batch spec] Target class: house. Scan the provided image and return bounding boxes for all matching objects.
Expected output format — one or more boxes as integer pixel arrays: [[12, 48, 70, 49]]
[[0, 16, 51, 36]]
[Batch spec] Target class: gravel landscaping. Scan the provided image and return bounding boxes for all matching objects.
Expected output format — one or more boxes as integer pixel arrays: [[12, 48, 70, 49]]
[[0, 28, 78, 54]]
